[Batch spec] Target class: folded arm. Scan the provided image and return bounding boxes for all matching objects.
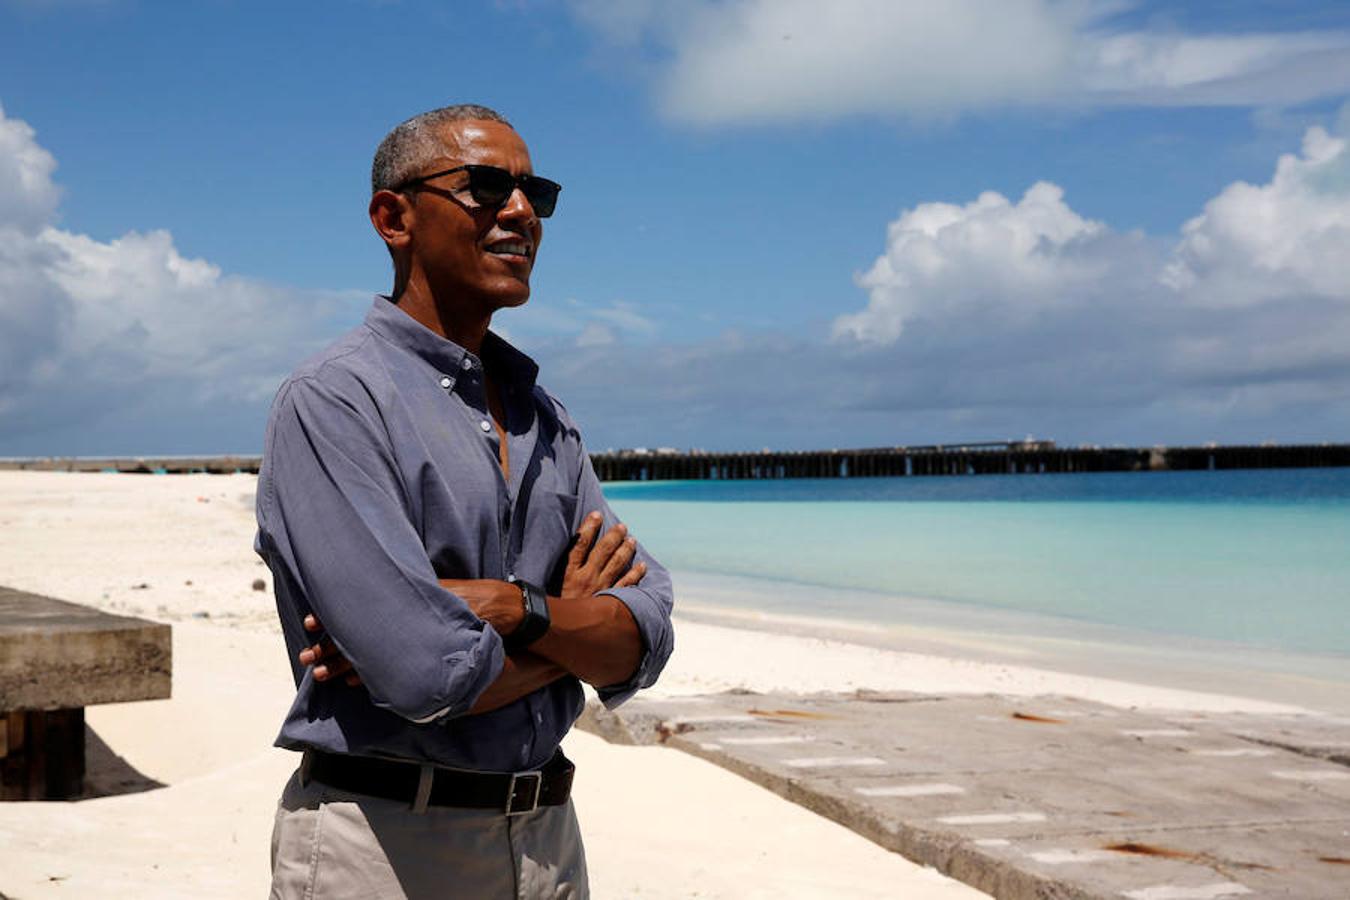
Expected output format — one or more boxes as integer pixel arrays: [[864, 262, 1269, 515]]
[[305, 514, 647, 697], [441, 512, 647, 688]]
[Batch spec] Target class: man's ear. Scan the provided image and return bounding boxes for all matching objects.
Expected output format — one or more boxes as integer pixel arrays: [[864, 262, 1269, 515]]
[[369, 190, 414, 251]]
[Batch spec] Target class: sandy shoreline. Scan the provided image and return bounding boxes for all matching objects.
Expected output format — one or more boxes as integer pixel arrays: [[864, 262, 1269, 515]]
[[0, 471, 1337, 897]]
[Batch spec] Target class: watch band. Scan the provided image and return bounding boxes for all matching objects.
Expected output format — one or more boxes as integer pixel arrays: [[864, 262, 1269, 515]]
[[503, 577, 550, 653]]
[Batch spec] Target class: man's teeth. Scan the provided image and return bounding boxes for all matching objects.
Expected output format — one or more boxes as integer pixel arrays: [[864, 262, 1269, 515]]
[[488, 242, 528, 256]]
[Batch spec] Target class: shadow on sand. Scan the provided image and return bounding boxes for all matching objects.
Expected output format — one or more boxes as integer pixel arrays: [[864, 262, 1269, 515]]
[[78, 725, 166, 799]]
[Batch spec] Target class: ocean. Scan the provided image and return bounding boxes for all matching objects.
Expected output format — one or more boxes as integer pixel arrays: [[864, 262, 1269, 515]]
[[602, 468, 1350, 664]]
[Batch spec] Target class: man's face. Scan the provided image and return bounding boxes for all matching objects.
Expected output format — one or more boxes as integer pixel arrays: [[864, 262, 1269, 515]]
[[408, 119, 543, 313]]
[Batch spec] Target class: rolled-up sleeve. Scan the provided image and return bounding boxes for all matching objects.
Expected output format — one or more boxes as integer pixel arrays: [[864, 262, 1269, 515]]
[[573, 446, 675, 709], [258, 374, 504, 722]]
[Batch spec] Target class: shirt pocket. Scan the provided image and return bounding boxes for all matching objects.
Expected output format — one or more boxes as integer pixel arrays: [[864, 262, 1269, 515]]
[[519, 489, 579, 594]]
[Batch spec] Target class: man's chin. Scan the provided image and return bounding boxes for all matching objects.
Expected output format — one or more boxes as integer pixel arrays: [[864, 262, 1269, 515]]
[[492, 282, 531, 309]]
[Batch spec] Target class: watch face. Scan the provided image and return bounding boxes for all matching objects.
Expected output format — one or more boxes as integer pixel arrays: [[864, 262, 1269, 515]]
[[522, 581, 549, 626], [504, 579, 550, 652]]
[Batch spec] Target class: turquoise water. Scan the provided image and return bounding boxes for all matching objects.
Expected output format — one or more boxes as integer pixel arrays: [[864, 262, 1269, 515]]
[[602, 469, 1350, 659]]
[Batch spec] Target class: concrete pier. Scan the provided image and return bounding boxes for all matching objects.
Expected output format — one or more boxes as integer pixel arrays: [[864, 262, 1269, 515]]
[[591, 441, 1350, 481], [580, 691, 1350, 899], [2, 441, 1348, 481]]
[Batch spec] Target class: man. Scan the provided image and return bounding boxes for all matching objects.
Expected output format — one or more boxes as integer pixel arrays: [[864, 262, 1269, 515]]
[[255, 104, 675, 899]]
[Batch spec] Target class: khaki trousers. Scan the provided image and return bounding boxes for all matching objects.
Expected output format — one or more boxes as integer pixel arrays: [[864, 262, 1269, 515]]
[[270, 768, 589, 899]]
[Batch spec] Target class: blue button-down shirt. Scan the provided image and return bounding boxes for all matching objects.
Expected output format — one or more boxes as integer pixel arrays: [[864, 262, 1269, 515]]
[[255, 297, 675, 772]]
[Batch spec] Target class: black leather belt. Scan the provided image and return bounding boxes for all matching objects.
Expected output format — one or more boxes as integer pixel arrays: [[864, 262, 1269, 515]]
[[303, 748, 574, 815]]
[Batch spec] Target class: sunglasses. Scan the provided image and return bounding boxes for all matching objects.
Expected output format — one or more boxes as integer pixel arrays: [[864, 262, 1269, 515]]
[[396, 164, 561, 218]]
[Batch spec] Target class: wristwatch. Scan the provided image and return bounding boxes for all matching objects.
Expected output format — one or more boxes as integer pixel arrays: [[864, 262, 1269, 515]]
[[503, 575, 550, 653]]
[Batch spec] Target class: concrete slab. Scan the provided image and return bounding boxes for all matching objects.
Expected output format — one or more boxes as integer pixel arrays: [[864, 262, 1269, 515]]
[[0, 587, 171, 709], [1175, 711, 1350, 767], [579, 691, 1350, 899]]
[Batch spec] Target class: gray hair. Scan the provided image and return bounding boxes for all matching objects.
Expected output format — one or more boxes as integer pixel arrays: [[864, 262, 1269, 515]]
[[370, 104, 512, 195]]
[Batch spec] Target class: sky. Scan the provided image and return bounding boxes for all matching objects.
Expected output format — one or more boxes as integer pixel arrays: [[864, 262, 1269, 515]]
[[2, 0, 1350, 455]]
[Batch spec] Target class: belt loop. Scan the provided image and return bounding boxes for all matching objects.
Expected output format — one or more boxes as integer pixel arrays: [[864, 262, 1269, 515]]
[[299, 750, 313, 788], [411, 763, 434, 815]]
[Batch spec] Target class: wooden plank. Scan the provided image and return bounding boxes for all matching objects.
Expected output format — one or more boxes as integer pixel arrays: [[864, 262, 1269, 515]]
[[41, 708, 85, 799], [0, 710, 26, 800], [0, 708, 85, 800]]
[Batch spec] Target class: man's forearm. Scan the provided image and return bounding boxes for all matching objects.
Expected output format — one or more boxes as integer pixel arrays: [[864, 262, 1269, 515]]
[[440, 577, 641, 690], [530, 593, 640, 690], [469, 652, 569, 715]]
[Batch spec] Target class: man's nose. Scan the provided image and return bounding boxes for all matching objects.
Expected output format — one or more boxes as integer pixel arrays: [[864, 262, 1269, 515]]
[[499, 186, 537, 227]]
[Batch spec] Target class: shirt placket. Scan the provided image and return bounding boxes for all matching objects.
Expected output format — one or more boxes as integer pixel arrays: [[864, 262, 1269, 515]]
[[445, 355, 513, 579], [499, 383, 552, 763]]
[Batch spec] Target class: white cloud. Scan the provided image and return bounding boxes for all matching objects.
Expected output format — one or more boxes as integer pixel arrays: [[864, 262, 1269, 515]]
[[833, 182, 1113, 344], [1083, 31, 1350, 103], [1164, 126, 1350, 306], [0, 102, 60, 232], [836, 123, 1350, 342], [574, 322, 616, 348], [0, 104, 358, 452], [570, 0, 1350, 125], [588, 299, 657, 335]]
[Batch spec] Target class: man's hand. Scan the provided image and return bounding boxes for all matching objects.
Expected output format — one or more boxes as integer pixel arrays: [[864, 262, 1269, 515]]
[[299, 614, 362, 686], [521, 510, 646, 689], [562, 512, 646, 602]]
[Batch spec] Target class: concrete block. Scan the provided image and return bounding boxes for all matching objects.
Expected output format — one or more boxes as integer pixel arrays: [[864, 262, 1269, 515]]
[[0, 587, 171, 710]]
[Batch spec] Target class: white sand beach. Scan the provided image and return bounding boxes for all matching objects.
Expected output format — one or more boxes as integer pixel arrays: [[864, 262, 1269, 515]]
[[0, 471, 1317, 898]]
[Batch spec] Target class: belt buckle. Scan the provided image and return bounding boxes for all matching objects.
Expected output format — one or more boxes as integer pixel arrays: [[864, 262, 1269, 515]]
[[505, 771, 542, 816]]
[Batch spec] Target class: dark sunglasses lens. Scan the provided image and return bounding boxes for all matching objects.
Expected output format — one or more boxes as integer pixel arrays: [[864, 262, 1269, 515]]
[[466, 167, 515, 207], [464, 167, 560, 218], [522, 177, 560, 218]]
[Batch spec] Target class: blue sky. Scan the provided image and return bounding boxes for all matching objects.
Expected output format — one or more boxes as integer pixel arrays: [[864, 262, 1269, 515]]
[[2, 0, 1350, 455]]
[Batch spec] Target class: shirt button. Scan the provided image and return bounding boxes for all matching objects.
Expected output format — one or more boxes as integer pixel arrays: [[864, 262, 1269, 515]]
[[461, 358, 474, 371], [480, 420, 492, 432], [439, 376, 452, 389]]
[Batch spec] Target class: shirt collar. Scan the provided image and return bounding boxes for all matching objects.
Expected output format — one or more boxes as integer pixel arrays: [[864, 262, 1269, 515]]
[[364, 296, 539, 392]]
